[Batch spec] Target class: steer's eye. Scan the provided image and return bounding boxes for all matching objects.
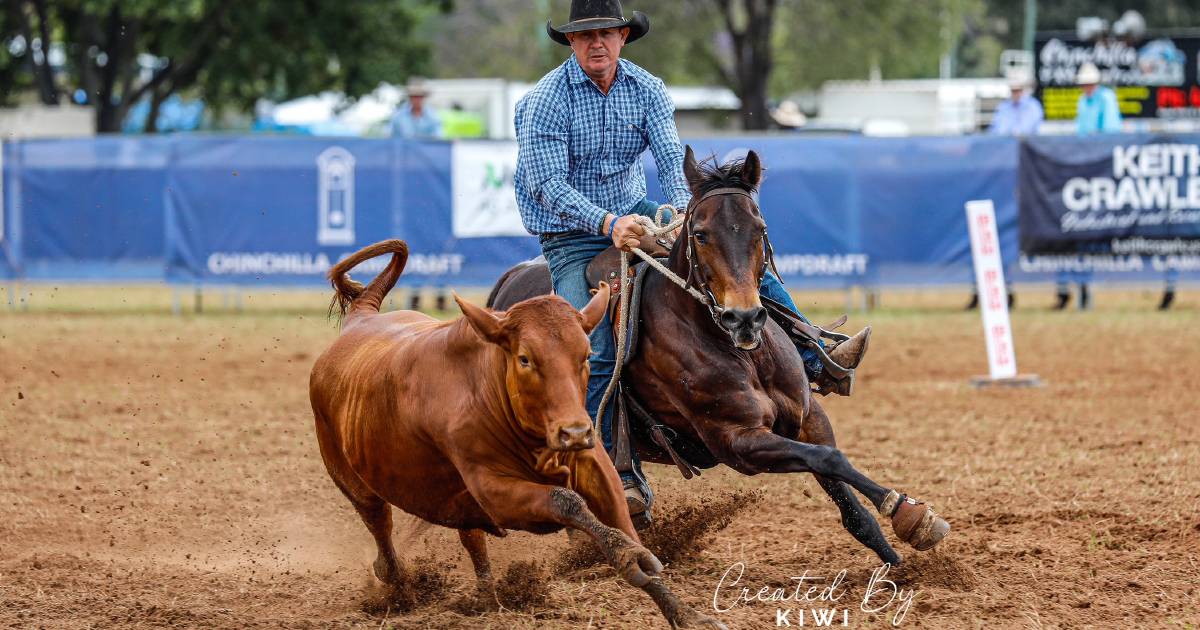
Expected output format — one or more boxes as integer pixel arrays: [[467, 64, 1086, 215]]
[[694, 231, 708, 245], [518, 355, 531, 368]]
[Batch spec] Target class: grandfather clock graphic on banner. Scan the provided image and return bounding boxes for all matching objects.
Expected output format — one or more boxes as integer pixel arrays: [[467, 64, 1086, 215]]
[[317, 147, 356, 246]]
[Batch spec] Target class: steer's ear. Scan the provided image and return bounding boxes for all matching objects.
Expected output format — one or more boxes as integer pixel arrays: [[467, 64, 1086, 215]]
[[579, 282, 610, 334], [455, 292, 507, 345]]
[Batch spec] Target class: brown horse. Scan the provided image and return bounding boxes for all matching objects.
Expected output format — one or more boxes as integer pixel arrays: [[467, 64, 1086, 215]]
[[310, 240, 724, 628], [490, 148, 949, 565]]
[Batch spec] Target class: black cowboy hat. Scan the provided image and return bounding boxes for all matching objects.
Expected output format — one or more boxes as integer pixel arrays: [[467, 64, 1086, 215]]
[[546, 0, 649, 46]]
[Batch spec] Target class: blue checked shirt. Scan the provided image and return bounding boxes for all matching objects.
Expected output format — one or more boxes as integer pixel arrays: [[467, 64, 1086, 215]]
[[515, 56, 692, 236]]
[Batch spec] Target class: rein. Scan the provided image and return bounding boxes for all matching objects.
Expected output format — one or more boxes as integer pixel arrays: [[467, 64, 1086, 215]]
[[593, 188, 778, 430]]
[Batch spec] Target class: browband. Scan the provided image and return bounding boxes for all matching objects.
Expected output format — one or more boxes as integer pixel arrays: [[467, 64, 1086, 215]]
[[687, 187, 755, 211]]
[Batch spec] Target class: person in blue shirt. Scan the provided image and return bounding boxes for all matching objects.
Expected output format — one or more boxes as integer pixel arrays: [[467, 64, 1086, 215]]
[[515, 0, 869, 528], [1055, 63, 1124, 310], [390, 77, 442, 139], [988, 72, 1043, 136], [968, 72, 1042, 310], [1075, 63, 1122, 136]]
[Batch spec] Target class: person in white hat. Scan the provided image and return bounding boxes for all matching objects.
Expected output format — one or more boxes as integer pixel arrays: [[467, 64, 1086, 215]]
[[988, 70, 1043, 136], [1053, 63, 1123, 310], [390, 76, 443, 139], [1074, 62, 1122, 136]]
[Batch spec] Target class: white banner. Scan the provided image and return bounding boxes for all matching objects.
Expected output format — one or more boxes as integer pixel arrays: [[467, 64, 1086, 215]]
[[966, 199, 1018, 379], [451, 141, 527, 238]]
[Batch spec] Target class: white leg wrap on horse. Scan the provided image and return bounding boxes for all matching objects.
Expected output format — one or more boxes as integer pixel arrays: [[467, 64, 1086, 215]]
[[880, 489, 902, 517]]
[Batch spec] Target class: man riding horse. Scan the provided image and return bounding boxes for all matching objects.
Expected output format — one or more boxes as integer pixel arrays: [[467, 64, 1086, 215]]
[[515, 0, 870, 526]]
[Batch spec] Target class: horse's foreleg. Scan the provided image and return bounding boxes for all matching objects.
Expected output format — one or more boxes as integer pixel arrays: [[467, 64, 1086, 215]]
[[794, 403, 900, 564], [727, 429, 949, 552], [730, 428, 891, 506], [815, 476, 900, 565]]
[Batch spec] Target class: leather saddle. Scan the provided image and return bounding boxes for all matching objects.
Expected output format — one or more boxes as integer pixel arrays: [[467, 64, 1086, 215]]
[[584, 232, 671, 295]]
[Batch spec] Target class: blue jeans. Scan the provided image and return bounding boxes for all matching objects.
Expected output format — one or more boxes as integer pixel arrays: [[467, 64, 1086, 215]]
[[539, 199, 823, 499]]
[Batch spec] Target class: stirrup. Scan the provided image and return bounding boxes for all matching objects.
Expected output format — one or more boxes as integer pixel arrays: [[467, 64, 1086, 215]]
[[623, 479, 653, 530]]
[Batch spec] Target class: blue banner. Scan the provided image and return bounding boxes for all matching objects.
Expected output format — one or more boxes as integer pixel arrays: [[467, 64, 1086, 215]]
[[1019, 134, 1200, 254], [10, 137, 169, 280], [3, 134, 1196, 288], [647, 136, 1018, 287]]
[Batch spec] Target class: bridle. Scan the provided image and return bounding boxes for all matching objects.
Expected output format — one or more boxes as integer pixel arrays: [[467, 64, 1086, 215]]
[[592, 187, 780, 429], [681, 187, 781, 333]]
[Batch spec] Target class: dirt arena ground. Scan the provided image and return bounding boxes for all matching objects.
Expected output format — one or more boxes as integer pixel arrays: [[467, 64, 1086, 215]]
[[1, 285, 1198, 629]]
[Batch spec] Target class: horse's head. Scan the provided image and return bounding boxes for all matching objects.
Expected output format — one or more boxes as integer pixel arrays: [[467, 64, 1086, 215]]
[[679, 146, 771, 350], [456, 286, 610, 452]]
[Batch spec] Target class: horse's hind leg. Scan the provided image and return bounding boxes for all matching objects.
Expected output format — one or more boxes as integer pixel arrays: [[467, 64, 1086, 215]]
[[314, 413, 404, 586], [796, 404, 901, 565], [457, 528, 498, 611]]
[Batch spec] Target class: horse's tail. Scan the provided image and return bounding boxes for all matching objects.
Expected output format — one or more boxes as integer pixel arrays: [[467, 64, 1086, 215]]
[[328, 239, 409, 322]]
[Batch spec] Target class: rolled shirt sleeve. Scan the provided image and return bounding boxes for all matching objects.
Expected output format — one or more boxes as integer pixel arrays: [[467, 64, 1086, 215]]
[[645, 77, 692, 212], [516, 92, 611, 235]]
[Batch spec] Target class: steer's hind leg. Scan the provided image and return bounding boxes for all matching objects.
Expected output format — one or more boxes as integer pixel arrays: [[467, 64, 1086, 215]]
[[456, 528, 497, 612], [314, 414, 404, 586]]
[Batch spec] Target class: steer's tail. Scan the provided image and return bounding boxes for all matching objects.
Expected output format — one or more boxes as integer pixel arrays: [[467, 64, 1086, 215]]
[[328, 239, 409, 321]]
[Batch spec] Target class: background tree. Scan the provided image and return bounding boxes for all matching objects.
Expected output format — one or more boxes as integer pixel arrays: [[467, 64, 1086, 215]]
[[0, 0, 450, 132]]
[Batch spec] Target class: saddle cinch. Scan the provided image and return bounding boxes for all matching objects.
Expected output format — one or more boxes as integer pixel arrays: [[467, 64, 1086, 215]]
[[584, 238, 861, 481]]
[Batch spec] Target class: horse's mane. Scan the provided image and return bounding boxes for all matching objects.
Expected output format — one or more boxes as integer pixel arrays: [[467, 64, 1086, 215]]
[[691, 155, 760, 197]]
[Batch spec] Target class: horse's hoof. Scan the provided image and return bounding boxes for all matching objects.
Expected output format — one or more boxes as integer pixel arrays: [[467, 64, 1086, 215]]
[[891, 498, 950, 551]]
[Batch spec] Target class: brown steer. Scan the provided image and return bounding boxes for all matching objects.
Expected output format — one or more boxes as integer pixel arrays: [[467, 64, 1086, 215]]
[[310, 240, 722, 629]]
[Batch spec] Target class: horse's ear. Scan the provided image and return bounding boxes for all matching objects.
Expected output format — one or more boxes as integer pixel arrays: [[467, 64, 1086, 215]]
[[579, 282, 610, 334], [455, 292, 507, 346], [743, 150, 764, 190], [683, 145, 705, 196]]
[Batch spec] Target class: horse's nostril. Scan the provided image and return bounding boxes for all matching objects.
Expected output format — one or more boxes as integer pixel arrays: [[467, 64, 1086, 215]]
[[720, 310, 741, 330], [751, 307, 768, 329]]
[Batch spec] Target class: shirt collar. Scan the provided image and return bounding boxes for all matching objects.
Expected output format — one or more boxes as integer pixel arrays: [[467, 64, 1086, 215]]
[[568, 55, 629, 88]]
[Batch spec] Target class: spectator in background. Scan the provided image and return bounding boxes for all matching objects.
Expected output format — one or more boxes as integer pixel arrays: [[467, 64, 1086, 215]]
[[1075, 63, 1122, 136], [988, 70, 1043, 136], [391, 76, 446, 311], [1055, 63, 1123, 310], [967, 71, 1040, 310], [390, 77, 442, 139]]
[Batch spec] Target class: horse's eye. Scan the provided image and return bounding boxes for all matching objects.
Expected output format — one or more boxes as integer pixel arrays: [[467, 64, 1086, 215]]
[[518, 355, 531, 368], [694, 231, 708, 244]]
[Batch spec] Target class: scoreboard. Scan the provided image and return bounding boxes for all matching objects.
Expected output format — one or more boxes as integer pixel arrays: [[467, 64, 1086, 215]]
[[1035, 31, 1200, 120]]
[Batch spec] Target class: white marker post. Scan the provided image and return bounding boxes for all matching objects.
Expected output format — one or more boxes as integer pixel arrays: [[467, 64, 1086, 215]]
[[965, 200, 1040, 388]]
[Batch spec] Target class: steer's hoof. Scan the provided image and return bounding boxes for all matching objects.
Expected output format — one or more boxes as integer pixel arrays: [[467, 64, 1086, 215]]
[[615, 544, 663, 588], [891, 497, 950, 551], [373, 555, 402, 586]]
